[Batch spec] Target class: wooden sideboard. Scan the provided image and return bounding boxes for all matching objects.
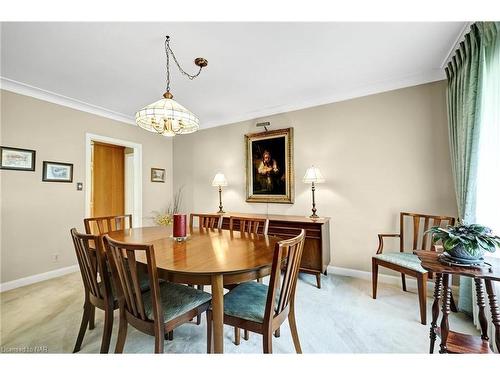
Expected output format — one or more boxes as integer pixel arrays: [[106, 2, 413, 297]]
[[219, 212, 331, 288]]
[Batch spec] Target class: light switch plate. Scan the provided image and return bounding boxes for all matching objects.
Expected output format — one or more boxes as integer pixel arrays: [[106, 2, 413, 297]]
[[76, 182, 83, 191]]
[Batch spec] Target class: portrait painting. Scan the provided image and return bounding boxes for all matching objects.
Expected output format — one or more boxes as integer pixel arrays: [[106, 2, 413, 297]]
[[245, 128, 294, 203]]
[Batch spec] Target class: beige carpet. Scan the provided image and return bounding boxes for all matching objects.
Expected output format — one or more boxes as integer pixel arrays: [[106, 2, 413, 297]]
[[0, 271, 477, 353]]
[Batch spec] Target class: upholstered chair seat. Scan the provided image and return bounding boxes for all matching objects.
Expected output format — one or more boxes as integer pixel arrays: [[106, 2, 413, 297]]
[[223, 282, 279, 323], [373, 252, 427, 273]]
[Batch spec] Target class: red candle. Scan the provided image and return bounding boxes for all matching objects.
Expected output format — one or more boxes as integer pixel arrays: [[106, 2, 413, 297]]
[[173, 214, 187, 238]]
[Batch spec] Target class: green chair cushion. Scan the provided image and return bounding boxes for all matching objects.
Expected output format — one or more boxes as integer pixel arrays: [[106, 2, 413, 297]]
[[374, 252, 427, 273], [223, 281, 279, 324], [143, 282, 212, 323]]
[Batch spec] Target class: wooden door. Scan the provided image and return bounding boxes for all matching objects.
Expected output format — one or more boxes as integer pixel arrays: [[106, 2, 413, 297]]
[[91, 142, 125, 217]]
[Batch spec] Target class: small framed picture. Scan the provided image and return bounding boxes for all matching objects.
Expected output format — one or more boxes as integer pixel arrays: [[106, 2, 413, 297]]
[[151, 168, 166, 183], [42, 161, 73, 183], [0, 146, 36, 171]]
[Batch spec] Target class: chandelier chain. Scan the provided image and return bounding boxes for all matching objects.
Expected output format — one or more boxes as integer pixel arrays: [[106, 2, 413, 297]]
[[165, 36, 203, 92]]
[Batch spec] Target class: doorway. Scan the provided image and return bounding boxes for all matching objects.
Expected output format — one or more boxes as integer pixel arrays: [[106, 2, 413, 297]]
[[85, 133, 142, 227]]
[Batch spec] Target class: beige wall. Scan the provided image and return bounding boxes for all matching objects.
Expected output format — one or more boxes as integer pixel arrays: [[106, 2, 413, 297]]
[[0, 90, 173, 283], [173, 81, 458, 274]]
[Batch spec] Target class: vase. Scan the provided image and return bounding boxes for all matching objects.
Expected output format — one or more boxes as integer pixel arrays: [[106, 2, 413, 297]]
[[445, 244, 485, 261]]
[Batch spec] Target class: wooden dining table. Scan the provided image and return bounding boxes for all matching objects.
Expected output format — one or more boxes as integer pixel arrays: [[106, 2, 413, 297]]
[[107, 225, 281, 353]]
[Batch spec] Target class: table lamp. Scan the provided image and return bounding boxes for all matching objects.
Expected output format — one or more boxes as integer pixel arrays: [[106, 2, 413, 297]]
[[212, 173, 228, 213], [303, 166, 325, 218]]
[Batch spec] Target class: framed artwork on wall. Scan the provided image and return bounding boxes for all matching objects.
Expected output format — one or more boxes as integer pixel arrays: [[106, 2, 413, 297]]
[[0, 146, 36, 171], [151, 168, 166, 183], [42, 161, 73, 183], [245, 127, 294, 203]]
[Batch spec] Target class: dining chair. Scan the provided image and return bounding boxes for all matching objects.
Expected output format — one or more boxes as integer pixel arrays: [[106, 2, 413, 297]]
[[207, 229, 306, 354], [229, 215, 269, 235], [70, 228, 117, 353], [84, 214, 133, 235], [372, 212, 456, 325], [103, 234, 212, 353], [189, 213, 223, 231]]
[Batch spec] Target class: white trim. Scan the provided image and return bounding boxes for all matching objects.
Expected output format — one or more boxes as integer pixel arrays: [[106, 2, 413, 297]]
[[0, 77, 135, 125], [200, 69, 446, 129], [327, 265, 459, 294], [85, 133, 143, 228], [0, 265, 79, 293], [440, 22, 472, 69]]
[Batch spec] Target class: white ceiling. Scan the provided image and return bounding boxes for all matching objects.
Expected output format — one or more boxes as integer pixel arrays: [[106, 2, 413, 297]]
[[1, 22, 465, 129]]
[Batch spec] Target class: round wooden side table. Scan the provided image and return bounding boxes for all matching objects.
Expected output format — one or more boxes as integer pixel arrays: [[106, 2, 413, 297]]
[[414, 250, 500, 354]]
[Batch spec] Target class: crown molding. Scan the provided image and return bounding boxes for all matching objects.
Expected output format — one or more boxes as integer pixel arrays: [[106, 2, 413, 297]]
[[0, 77, 136, 126], [200, 69, 446, 129], [440, 22, 472, 69]]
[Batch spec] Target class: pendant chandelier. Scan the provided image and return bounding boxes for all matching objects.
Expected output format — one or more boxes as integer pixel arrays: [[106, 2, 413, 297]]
[[135, 36, 207, 137]]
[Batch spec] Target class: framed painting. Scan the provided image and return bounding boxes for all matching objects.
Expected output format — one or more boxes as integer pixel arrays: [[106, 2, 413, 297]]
[[151, 168, 166, 183], [245, 127, 294, 203], [42, 161, 73, 183], [0, 146, 36, 171]]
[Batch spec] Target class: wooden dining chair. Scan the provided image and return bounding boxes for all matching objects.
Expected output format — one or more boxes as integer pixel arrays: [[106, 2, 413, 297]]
[[372, 212, 456, 325], [70, 228, 117, 353], [229, 215, 269, 235], [189, 213, 223, 231], [207, 229, 306, 354], [102, 234, 212, 353], [84, 214, 133, 235]]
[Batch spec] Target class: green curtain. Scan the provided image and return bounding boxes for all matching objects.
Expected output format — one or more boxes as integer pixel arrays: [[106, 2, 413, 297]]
[[445, 22, 499, 315]]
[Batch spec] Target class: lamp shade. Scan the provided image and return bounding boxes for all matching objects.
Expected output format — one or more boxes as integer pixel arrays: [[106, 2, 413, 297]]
[[303, 166, 325, 183], [212, 173, 228, 187], [135, 95, 200, 137]]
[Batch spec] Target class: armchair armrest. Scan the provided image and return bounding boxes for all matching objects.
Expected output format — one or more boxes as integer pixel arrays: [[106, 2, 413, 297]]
[[376, 233, 400, 254]]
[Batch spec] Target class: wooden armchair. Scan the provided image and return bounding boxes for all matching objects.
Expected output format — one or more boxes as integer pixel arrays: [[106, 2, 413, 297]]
[[84, 214, 132, 235], [189, 213, 223, 231], [372, 212, 455, 325], [229, 216, 269, 235], [207, 230, 306, 353]]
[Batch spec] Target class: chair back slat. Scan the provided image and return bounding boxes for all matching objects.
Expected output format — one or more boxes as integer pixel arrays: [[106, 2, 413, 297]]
[[84, 214, 133, 235], [399, 212, 456, 251], [264, 229, 305, 322], [70, 228, 111, 301], [229, 216, 269, 235], [189, 213, 222, 230], [103, 235, 161, 323]]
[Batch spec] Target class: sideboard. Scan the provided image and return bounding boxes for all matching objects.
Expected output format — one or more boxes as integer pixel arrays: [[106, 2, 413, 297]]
[[219, 212, 331, 288]]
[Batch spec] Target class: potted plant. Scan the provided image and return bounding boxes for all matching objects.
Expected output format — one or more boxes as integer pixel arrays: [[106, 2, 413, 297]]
[[427, 223, 500, 261]]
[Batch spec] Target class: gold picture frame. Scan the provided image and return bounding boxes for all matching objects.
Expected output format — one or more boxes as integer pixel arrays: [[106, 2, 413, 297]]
[[245, 128, 294, 204]]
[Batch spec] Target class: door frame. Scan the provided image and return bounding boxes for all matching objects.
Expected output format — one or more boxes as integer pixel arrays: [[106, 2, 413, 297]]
[[85, 133, 143, 227]]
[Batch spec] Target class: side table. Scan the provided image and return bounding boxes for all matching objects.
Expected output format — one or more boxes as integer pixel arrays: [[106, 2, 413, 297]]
[[414, 250, 500, 354]]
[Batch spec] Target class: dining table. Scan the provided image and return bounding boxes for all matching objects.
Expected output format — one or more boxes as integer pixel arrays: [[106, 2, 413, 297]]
[[107, 225, 282, 353]]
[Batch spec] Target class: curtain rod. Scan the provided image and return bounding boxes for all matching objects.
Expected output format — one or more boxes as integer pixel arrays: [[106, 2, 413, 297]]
[[440, 22, 473, 69]]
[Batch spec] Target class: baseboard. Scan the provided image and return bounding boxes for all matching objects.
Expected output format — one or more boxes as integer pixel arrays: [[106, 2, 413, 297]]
[[327, 265, 459, 294], [0, 265, 79, 293]]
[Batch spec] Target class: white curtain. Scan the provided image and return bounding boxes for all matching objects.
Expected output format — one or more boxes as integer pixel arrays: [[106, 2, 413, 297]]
[[472, 23, 500, 352]]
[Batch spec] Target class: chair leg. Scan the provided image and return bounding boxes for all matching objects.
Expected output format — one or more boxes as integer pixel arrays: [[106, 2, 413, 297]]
[[243, 330, 249, 340], [315, 274, 321, 289], [154, 331, 164, 354], [257, 277, 262, 283], [206, 310, 212, 354], [372, 258, 378, 299], [450, 291, 458, 313], [417, 273, 428, 325], [263, 330, 273, 354], [289, 301, 302, 353], [73, 301, 91, 353], [401, 274, 407, 292], [100, 306, 114, 354], [114, 308, 128, 353], [89, 305, 96, 330], [274, 327, 281, 338], [196, 285, 204, 325], [234, 327, 241, 345]]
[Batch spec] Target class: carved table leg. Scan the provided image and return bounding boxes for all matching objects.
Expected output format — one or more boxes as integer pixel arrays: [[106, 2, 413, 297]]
[[474, 278, 489, 341], [429, 273, 442, 354], [439, 273, 451, 354], [484, 279, 500, 352]]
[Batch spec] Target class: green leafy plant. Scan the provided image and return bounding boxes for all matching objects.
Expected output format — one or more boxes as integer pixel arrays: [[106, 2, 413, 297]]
[[151, 186, 184, 226], [426, 223, 500, 258]]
